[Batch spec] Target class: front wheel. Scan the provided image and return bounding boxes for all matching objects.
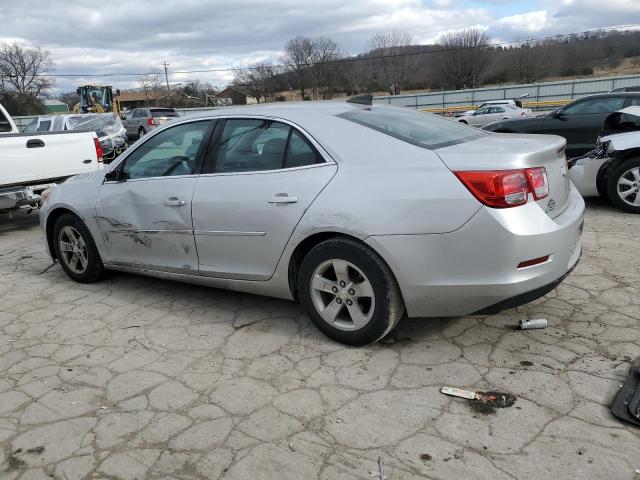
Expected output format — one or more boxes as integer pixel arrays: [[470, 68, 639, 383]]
[[606, 157, 640, 214], [298, 238, 404, 346], [53, 213, 105, 283]]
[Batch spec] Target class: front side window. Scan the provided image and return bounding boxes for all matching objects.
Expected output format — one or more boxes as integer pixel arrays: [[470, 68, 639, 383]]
[[121, 120, 210, 179], [339, 107, 485, 149], [563, 98, 625, 116], [210, 119, 324, 173]]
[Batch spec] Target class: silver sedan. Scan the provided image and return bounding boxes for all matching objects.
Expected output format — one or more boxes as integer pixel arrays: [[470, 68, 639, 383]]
[[40, 103, 584, 345]]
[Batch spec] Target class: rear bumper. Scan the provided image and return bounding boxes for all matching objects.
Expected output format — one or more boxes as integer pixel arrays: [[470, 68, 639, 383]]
[[366, 184, 585, 317]]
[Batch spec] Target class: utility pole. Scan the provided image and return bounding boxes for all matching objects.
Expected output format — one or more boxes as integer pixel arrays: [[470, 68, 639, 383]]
[[162, 61, 170, 94]]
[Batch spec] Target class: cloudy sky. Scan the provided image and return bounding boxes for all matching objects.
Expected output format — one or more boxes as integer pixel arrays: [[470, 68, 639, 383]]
[[1, 0, 639, 93]]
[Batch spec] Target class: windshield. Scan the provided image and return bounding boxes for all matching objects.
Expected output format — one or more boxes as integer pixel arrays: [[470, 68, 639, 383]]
[[339, 106, 485, 149]]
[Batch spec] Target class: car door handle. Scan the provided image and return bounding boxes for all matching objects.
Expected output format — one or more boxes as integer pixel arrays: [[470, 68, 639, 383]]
[[26, 139, 45, 148], [268, 194, 298, 204], [163, 197, 186, 207]]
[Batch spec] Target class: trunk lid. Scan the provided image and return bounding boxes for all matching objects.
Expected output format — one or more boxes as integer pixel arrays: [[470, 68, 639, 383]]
[[436, 132, 570, 218]]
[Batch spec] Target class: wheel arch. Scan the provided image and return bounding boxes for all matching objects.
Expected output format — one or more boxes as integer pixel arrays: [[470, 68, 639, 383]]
[[45, 207, 81, 260], [287, 231, 402, 303]]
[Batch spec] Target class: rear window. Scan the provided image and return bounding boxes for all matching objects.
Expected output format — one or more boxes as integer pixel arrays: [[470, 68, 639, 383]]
[[339, 107, 485, 149], [151, 109, 179, 118]]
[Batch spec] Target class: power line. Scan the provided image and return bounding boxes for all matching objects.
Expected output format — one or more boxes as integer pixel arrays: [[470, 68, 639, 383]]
[[18, 23, 640, 79]]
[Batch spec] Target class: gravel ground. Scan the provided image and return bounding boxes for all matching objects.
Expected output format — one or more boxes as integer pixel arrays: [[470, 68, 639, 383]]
[[0, 198, 639, 480]]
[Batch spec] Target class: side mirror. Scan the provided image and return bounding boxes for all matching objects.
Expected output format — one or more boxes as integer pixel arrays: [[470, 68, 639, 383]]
[[104, 169, 127, 182], [554, 110, 566, 120]]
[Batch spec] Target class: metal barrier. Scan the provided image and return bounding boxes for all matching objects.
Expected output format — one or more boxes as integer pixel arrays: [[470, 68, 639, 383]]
[[374, 73, 640, 112]]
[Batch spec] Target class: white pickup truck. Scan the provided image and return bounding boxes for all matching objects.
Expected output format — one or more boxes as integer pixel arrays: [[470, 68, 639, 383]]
[[0, 102, 104, 213]]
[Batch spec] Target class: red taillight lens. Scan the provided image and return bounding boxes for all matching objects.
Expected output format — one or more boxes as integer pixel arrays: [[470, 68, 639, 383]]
[[147, 118, 154, 126], [93, 137, 103, 163], [525, 167, 548, 200], [454, 170, 529, 208]]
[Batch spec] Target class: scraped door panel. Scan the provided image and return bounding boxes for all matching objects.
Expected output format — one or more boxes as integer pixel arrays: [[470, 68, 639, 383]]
[[95, 177, 199, 272], [192, 165, 337, 280]]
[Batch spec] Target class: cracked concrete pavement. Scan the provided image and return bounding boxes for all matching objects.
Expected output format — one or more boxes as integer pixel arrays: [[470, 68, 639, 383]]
[[0, 197, 639, 479]]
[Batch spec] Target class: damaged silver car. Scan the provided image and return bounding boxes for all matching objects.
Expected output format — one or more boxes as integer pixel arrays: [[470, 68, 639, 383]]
[[569, 106, 640, 213], [39, 103, 584, 345]]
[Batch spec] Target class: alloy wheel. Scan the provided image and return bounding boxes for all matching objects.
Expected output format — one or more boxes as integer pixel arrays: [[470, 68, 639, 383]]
[[617, 166, 640, 207], [58, 226, 88, 274], [310, 259, 375, 331]]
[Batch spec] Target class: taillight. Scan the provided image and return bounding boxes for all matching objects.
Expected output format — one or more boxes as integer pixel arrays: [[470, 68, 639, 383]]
[[147, 118, 154, 126], [525, 167, 549, 200], [454, 170, 528, 208], [455, 167, 548, 208], [93, 137, 104, 163]]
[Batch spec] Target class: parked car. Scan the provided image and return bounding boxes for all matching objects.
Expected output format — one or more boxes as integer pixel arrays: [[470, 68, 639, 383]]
[[456, 97, 528, 117], [124, 107, 179, 139], [457, 105, 529, 127], [22, 113, 128, 163], [40, 103, 584, 345], [483, 93, 640, 158], [0, 102, 104, 213], [569, 106, 640, 213]]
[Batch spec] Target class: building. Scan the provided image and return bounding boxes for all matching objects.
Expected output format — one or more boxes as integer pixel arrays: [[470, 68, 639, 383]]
[[43, 99, 69, 114], [116, 91, 167, 110], [215, 86, 257, 105]]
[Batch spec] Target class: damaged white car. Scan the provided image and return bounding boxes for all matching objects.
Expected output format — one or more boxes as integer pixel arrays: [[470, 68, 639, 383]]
[[569, 106, 640, 213]]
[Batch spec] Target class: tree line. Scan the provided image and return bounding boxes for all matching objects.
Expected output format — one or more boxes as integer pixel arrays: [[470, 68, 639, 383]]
[[235, 28, 640, 103], [2, 28, 640, 114]]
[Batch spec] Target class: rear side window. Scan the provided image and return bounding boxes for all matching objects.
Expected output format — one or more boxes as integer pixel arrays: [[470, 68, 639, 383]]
[[151, 109, 179, 118], [134, 109, 147, 118], [339, 107, 485, 149], [208, 119, 324, 173]]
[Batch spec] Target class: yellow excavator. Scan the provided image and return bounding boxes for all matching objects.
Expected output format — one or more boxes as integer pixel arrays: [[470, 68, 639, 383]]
[[73, 85, 122, 116]]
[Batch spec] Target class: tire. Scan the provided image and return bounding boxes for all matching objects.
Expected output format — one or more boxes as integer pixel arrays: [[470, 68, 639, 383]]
[[52, 213, 105, 283], [298, 237, 405, 346], [606, 157, 640, 214], [138, 127, 146, 139]]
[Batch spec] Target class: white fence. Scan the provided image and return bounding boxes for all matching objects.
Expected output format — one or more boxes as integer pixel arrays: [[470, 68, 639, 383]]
[[373, 74, 640, 110]]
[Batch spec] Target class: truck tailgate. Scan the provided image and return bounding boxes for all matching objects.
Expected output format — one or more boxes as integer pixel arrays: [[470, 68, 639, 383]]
[[0, 131, 100, 187]]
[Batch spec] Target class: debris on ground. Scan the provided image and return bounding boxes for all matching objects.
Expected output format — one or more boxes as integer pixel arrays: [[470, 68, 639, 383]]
[[611, 358, 640, 427], [441, 387, 517, 415], [519, 319, 548, 330], [369, 456, 387, 480]]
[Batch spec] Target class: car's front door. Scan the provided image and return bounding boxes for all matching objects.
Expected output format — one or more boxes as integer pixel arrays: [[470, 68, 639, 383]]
[[541, 97, 626, 157], [470, 107, 490, 127], [95, 119, 215, 272], [192, 118, 337, 280]]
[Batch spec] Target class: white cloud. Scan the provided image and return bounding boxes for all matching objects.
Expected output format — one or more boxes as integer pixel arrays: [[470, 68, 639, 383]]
[[0, 0, 636, 93]]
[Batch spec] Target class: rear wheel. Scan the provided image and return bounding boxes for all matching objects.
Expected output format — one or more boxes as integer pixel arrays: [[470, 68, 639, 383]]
[[298, 238, 404, 346], [138, 127, 146, 139], [53, 213, 104, 283], [606, 157, 640, 214]]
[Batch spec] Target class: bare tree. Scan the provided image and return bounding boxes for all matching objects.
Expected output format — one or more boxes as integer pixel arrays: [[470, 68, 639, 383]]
[[434, 29, 490, 89], [509, 42, 551, 83], [368, 31, 413, 95], [310, 37, 340, 99], [139, 73, 163, 106], [234, 63, 278, 103], [0, 42, 54, 114], [283, 36, 315, 98]]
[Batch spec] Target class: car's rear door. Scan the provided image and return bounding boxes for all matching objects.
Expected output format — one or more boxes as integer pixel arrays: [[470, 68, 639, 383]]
[[95, 119, 215, 272], [192, 117, 337, 280], [541, 97, 626, 157]]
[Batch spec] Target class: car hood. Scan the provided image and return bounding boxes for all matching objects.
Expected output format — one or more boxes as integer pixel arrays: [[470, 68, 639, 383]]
[[483, 116, 543, 131], [601, 130, 640, 151]]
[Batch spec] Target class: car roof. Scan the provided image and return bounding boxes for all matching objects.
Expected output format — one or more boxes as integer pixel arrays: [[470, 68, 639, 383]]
[[184, 101, 365, 122]]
